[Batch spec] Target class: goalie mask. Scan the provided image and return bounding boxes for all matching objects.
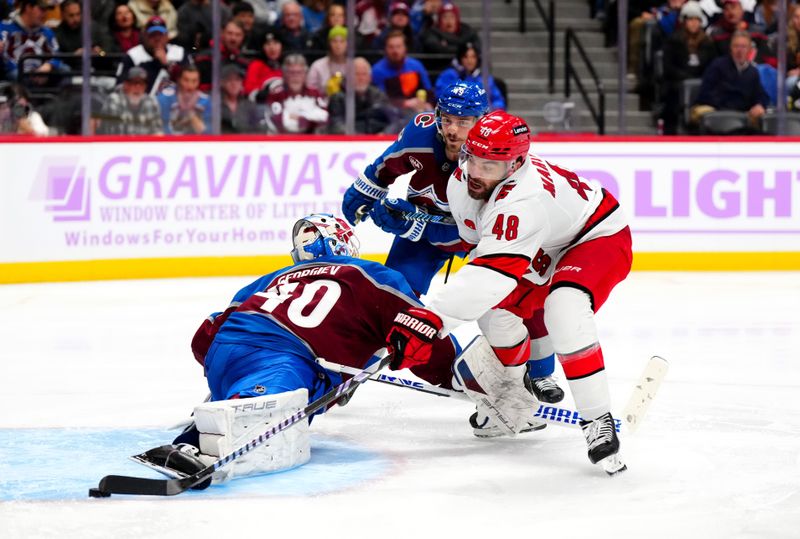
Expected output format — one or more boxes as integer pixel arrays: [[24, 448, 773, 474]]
[[290, 213, 360, 263]]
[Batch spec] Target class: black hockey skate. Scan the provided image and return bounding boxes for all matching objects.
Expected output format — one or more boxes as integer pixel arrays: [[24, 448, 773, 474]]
[[530, 376, 565, 403], [130, 444, 212, 490], [580, 412, 627, 475]]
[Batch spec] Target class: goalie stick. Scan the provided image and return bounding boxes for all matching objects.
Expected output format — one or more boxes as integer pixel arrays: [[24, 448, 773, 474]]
[[89, 350, 393, 498], [317, 355, 670, 434]]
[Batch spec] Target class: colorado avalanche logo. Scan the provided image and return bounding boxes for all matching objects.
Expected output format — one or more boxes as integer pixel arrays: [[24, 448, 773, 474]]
[[414, 113, 435, 128], [464, 219, 476, 230]]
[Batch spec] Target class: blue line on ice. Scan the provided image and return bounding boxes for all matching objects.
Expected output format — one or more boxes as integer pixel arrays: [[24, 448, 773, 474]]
[[0, 428, 391, 501]]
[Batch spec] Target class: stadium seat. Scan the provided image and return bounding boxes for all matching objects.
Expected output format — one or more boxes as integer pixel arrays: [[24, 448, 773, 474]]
[[699, 110, 750, 135], [761, 112, 800, 135]]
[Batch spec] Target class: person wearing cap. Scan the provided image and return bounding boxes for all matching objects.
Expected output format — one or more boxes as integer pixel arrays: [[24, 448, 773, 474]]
[[129, 0, 178, 40], [708, 0, 771, 60], [0, 0, 61, 81], [374, 2, 419, 52], [116, 15, 189, 94], [354, 0, 387, 49], [176, 0, 232, 51], [307, 25, 349, 94], [220, 64, 261, 134], [194, 19, 251, 92], [244, 30, 284, 96], [661, 1, 716, 133], [419, 2, 479, 66], [157, 64, 212, 135], [97, 66, 164, 136]]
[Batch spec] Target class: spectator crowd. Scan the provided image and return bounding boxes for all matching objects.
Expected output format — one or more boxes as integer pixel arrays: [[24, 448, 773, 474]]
[[0, 0, 507, 136], [600, 0, 800, 134]]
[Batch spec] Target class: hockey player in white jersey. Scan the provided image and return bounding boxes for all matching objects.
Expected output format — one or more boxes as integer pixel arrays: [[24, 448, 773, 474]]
[[384, 111, 632, 474]]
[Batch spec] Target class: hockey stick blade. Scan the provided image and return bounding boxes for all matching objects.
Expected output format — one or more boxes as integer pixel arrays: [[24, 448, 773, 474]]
[[91, 350, 392, 497], [622, 355, 669, 434]]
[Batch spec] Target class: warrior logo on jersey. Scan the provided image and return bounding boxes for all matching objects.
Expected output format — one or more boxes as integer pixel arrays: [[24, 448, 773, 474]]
[[414, 113, 435, 128]]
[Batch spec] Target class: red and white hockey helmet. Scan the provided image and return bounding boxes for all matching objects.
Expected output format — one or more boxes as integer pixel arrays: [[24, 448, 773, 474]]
[[460, 112, 531, 183], [463, 111, 531, 163], [291, 213, 360, 263]]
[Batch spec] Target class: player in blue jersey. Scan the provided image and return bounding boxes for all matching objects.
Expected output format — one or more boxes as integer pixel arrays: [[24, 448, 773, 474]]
[[135, 213, 458, 488], [341, 81, 565, 406]]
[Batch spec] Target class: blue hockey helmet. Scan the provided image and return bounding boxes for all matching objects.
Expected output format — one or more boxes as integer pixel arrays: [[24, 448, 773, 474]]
[[436, 81, 489, 122], [290, 213, 360, 263]]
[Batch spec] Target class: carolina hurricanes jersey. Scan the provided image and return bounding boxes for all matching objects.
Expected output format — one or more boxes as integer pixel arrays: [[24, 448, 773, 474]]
[[362, 112, 457, 215], [428, 151, 628, 335]]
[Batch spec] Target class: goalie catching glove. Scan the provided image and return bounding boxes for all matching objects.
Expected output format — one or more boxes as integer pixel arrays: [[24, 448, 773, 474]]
[[386, 307, 443, 370]]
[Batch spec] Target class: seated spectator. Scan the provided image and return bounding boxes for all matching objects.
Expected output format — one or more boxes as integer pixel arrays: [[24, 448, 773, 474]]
[[232, 2, 262, 52], [176, 0, 231, 52], [244, 31, 284, 97], [129, 0, 179, 41], [274, 1, 313, 52], [623, 0, 685, 78], [0, 0, 61, 82], [328, 56, 394, 134], [419, 3, 479, 59], [261, 53, 328, 134], [96, 66, 164, 135], [310, 2, 345, 50], [118, 16, 189, 95], [708, 0, 773, 64], [194, 20, 251, 92], [410, 0, 450, 34], [157, 65, 211, 135], [302, 0, 330, 34], [107, 4, 141, 54], [779, 3, 800, 90], [374, 2, 419, 52], [661, 1, 716, 133], [355, 0, 387, 49], [54, 0, 112, 55], [691, 30, 769, 131], [307, 25, 349, 94], [371, 29, 433, 117], [753, 0, 781, 36], [435, 41, 506, 111], [220, 64, 261, 134], [0, 81, 50, 136]]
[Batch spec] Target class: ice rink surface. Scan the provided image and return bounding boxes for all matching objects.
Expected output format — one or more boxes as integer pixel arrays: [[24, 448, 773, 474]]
[[1, 271, 799, 539]]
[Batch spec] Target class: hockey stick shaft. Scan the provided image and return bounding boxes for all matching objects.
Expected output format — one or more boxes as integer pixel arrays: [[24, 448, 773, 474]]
[[316, 358, 605, 431], [356, 201, 456, 224], [95, 350, 393, 497]]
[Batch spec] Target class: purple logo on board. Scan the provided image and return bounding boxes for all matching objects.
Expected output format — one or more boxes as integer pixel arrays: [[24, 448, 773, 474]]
[[31, 158, 91, 221]]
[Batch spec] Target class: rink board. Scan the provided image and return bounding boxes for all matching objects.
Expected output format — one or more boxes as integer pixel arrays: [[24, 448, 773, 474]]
[[1, 135, 799, 282]]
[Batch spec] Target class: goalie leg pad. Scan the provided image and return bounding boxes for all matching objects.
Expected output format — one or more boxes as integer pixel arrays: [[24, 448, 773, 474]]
[[452, 336, 538, 436], [193, 389, 311, 483]]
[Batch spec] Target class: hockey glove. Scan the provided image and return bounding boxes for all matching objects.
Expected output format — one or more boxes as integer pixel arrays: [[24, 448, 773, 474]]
[[342, 176, 389, 225], [386, 307, 443, 370], [370, 198, 427, 242]]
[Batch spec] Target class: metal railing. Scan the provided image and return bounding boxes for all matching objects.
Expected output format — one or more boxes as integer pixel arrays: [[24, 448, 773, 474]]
[[564, 27, 605, 134], [514, 0, 555, 94]]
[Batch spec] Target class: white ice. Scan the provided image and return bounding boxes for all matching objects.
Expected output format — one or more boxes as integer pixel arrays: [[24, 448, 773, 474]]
[[1, 272, 799, 539]]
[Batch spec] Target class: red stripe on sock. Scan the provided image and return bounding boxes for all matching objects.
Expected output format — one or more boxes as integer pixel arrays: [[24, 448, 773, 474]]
[[559, 343, 605, 379], [492, 336, 531, 366]]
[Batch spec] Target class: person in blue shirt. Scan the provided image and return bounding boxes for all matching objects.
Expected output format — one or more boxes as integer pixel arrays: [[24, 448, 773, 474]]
[[435, 41, 506, 111], [157, 65, 212, 135]]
